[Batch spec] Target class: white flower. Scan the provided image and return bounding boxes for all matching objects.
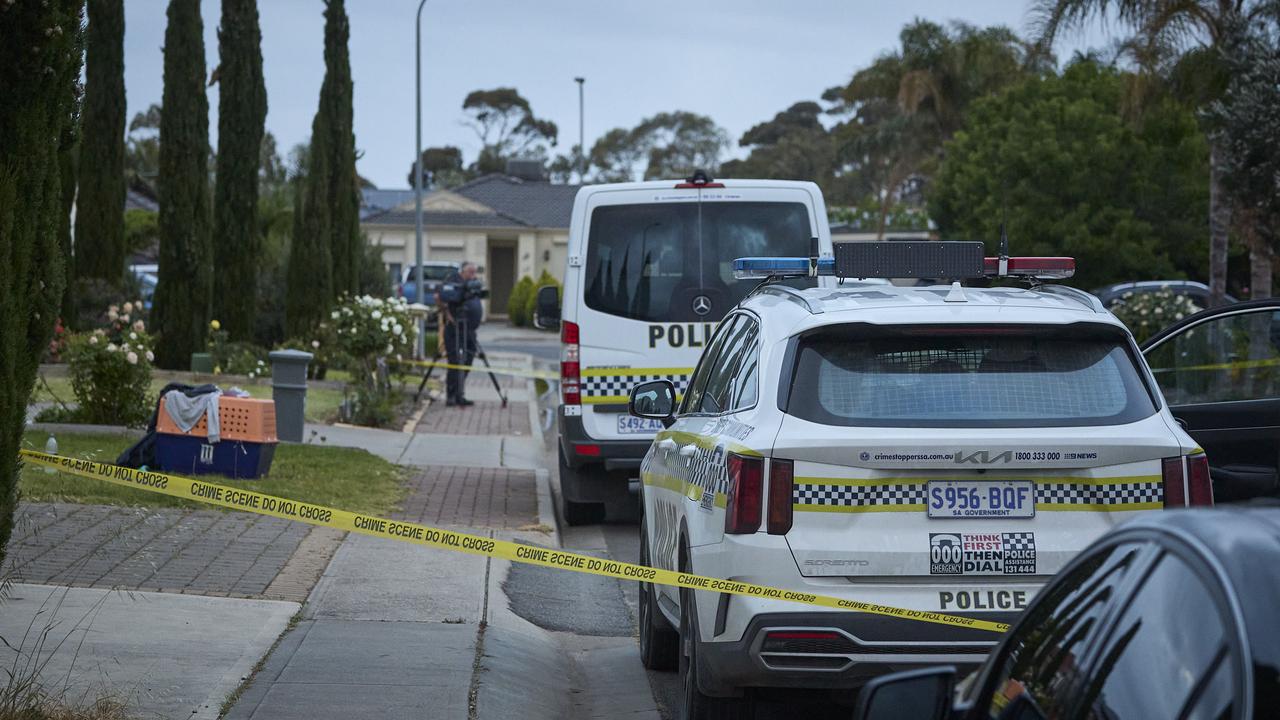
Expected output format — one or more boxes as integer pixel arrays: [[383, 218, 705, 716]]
[[384, 344, 394, 355], [257, 359, 265, 366], [248, 371, 256, 378], [107, 310, 118, 321], [126, 351, 138, 365], [106, 343, 118, 352], [121, 343, 130, 351], [331, 311, 340, 319], [371, 310, 382, 320], [129, 332, 137, 340], [311, 340, 320, 349], [380, 321, 390, 332], [393, 324, 403, 336], [132, 319, 145, 332], [136, 299, 144, 308], [145, 350, 155, 362], [108, 304, 119, 313], [123, 302, 134, 314], [88, 335, 99, 345]]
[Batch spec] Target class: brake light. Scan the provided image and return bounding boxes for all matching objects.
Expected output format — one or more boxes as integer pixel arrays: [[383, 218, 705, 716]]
[[767, 458, 793, 535], [561, 321, 580, 406], [575, 443, 600, 457], [1163, 454, 1214, 508], [725, 453, 763, 534], [1187, 454, 1214, 506], [674, 181, 726, 189], [982, 256, 1075, 279]]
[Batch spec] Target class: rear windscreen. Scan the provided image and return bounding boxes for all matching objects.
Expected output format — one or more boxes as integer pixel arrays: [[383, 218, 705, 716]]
[[584, 201, 811, 322], [785, 324, 1156, 427]]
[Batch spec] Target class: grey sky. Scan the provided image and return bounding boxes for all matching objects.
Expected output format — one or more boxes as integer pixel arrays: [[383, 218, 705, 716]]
[[122, 1, 1108, 189]]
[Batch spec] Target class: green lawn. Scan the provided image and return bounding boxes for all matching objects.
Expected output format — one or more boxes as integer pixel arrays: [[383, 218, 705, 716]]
[[32, 374, 347, 424], [19, 430, 405, 515]]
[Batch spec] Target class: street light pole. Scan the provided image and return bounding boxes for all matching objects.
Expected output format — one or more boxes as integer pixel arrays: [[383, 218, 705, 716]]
[[413, 0, 429, 357], [574, 76, 584, 183]]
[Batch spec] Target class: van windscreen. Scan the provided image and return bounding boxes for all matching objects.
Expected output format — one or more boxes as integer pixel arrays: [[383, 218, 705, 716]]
[[584, 201, 811, 322]]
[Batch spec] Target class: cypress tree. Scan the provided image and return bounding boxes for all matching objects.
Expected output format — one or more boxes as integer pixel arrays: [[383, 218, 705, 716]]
[[212, 0, 267, 340], [286, 136, 333, 337], [320, 0, 360, 299], [153, 0, 212, 369], [75, 0, 127, 282], [1, 0, 85, 568], [286, 0, 359, 335]]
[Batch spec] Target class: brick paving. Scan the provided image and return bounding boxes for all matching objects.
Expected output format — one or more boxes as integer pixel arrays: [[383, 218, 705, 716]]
[[2, 502, 319, 600], [396, 465, 537, 529], [414, 400, 530, 436]]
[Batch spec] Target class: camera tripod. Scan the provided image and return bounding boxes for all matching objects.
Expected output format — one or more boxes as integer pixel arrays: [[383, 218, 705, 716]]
[[413, 308, 508, 407]]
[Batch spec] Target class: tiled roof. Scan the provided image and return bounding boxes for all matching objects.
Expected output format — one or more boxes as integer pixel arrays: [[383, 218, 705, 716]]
[[452, 174, 579, 229], [363, 208, 527, 229]]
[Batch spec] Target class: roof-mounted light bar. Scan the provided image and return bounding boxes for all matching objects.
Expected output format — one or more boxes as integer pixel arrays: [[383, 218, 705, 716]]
[[733, 242, 1075, 281]]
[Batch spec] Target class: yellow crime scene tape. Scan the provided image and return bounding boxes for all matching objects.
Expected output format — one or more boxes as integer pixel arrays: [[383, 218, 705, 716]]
[[1149, 356, 1280, 374], [18, 449, 1010, 634], [398, 357, 559, 380]]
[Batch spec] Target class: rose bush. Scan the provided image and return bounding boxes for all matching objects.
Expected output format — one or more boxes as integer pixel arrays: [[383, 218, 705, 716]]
[[326, 295, 418, 426], [64, 302, 155, 426], [1109, 288, 1202, 344]]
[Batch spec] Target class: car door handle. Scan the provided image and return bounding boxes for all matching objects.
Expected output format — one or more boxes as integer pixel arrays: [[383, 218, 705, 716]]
[[657, 438, 678, 452], [678, 445, 698, 458]]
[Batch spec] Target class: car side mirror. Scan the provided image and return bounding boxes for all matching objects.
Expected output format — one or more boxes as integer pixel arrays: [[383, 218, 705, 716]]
[[628, 380, 676, 428], [533, 285, 560, 330], [855, 667, 955, 720]]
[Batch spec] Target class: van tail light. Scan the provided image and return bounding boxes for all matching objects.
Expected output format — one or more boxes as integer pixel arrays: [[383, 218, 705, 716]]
[[561, 321, 580, 406], [725, 453, 763, 534], [1163, 454, 1214, 508], [767, 458, 793, 535]]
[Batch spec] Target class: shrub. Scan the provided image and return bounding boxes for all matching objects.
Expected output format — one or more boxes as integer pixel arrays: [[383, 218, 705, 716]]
[[64, 304, 155, 426], [325, 295, 418, 427], [507, 275, 534, 326], [206, 319, 269, 377], [1109, 288, 1202, 344], [525, 270, 561, 330]]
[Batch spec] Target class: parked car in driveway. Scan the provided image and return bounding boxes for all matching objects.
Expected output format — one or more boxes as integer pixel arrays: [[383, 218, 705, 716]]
[[856, 503, 1280, 720], [398, 261, 460, 306]]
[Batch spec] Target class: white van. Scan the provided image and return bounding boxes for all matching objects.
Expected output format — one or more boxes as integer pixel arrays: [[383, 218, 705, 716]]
[[548, 173, 834, 524]]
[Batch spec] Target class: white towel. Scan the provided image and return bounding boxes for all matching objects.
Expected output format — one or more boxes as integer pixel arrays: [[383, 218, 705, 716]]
[[163, 389, 223, 443]]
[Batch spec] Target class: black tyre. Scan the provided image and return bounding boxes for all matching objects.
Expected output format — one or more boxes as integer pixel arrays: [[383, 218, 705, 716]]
[[639, 520, 678, 671], [558, 448, 606, 526], [679, 574, 754, 719]]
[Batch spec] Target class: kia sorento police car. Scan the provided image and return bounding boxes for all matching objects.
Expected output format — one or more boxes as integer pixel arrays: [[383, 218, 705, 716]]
[[548, 173, 837, 525], [627, 242, 1211, 718]]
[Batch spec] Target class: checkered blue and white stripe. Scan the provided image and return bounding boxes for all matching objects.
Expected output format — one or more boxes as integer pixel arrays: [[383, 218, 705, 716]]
[[793, 483, 928, 507], [582, 373, 691, 399], [793, 479, 1162, 510]]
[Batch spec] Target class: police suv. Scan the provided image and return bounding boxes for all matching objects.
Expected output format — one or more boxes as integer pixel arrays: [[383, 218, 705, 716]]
[[552, 173, 835, 525], [626, 243, 1211, 718]]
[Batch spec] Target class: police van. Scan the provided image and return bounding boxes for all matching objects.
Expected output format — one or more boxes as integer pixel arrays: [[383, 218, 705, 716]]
[[550, 173, 835, 525], [626, 243, 1211, 718]]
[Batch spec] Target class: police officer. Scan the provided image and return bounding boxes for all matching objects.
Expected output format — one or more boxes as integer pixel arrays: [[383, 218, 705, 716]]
[[437, 261, 482, 407]]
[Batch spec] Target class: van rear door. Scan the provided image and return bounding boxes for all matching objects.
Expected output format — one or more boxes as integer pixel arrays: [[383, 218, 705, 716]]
[[571, 183, 826, 444]]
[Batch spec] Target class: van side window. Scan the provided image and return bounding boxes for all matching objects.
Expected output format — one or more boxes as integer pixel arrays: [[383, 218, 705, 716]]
[[681, 315, 740, 415], [702, 318, 758, 414]]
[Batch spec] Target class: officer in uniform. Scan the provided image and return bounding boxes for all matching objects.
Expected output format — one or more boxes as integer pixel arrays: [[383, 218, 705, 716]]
[[437, 261, 482, 407]]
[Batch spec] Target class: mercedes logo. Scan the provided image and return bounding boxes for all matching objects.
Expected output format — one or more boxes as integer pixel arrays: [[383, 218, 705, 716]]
[[692, 295, 712, 316]]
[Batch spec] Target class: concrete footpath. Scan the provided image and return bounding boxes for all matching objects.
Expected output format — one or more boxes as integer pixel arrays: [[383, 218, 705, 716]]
[[0, 583, 297, 719], [227, 350, 657, 720]]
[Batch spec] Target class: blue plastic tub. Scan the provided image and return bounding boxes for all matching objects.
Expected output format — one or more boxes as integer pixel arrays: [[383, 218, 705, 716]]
[[154, 433, 276, 479]]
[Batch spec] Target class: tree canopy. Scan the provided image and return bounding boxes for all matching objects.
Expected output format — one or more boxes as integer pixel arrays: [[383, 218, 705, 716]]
[[462, 87, 557, 174], [588, 111, 728, 182], [929, 60, 1209, 289], [76, 0, 127, 283]]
